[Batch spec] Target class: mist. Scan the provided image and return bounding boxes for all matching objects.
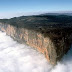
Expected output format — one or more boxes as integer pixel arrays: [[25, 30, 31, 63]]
[[0, 31, 72, 72], [0, 12, 43, 19]]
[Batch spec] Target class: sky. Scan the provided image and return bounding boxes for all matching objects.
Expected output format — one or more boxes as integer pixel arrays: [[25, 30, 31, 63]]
[[0, 0, 72, 18]]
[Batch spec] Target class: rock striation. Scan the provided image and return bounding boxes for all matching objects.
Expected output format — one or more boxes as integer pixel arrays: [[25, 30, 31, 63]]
[[0, 15, 72, 65]]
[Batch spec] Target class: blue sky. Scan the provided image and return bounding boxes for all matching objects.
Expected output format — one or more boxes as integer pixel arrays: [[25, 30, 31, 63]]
[[0, 0, 72, 18]]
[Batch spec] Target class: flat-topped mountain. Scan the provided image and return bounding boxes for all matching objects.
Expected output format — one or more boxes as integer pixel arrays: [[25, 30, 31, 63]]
[[0, 14, 72, 65], [0, 15, 72, 30], [0, 14, 72, 38]]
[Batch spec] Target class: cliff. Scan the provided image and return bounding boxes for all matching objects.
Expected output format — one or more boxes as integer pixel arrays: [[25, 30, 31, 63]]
[[0, 15, 72, 65]]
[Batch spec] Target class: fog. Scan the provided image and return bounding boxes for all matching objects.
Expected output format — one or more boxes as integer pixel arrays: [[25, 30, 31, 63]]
[[0, 31, 72, 72], [0, 12, 43, 19]]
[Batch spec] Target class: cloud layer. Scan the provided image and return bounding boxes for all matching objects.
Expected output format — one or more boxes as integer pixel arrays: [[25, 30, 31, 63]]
[[0, 31, 72, 72], [0, 12, 43, 19]]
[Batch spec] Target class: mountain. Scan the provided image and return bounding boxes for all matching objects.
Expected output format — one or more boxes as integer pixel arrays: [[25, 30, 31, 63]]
[[41, 11, 72, 16], [0, 14, 72, 65], [0, 14, 72, 32]]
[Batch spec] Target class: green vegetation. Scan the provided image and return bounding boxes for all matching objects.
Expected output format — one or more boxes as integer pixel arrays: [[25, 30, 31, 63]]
[[0, 15, 72, 32]]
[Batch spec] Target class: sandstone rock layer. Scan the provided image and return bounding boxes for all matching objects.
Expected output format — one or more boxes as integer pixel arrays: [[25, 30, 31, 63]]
[[0, 23, 72, 65]]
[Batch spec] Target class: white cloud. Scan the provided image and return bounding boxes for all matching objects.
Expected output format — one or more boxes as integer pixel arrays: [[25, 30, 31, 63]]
[[0, 12, 43, 19], [0, 31, 72, 72]]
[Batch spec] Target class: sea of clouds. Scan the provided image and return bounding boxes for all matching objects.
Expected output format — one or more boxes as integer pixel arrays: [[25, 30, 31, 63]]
[[0, 31, 72, 72]]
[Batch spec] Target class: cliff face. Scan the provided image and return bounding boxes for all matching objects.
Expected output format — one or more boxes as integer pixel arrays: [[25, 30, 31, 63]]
[[0, 23, 72, 65]]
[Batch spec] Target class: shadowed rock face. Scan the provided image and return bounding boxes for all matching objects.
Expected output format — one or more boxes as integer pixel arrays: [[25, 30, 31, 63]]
[[0, 15, 72, 65]]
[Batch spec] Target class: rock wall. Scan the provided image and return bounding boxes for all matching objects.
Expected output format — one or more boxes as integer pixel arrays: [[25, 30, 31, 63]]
[[0, 23, 71, 65]]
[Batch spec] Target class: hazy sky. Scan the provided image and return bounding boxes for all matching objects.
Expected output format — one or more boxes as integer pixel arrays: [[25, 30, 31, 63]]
[[0, 0, 72, 18]]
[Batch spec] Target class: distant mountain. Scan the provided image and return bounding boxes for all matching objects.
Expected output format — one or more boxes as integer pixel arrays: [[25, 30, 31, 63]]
[[41, 11, 72, 16]]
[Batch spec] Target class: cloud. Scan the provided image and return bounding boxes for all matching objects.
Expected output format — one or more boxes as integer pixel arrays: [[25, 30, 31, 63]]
[[0, 31, 52, 72], [0, 31, 72, 72], [0, 12, 25, 19], [0, 12, 43, 19]]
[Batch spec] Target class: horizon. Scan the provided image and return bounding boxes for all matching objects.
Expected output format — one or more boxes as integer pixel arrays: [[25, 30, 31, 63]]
[[0, 0, 72, 19], [0, 11, 72, 19]]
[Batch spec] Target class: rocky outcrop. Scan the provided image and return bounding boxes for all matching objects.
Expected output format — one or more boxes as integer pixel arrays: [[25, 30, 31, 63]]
[[0, 21, 72, 65]]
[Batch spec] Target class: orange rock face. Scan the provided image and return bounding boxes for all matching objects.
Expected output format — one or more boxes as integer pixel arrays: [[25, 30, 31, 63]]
[[0, 23, 71, 65]]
